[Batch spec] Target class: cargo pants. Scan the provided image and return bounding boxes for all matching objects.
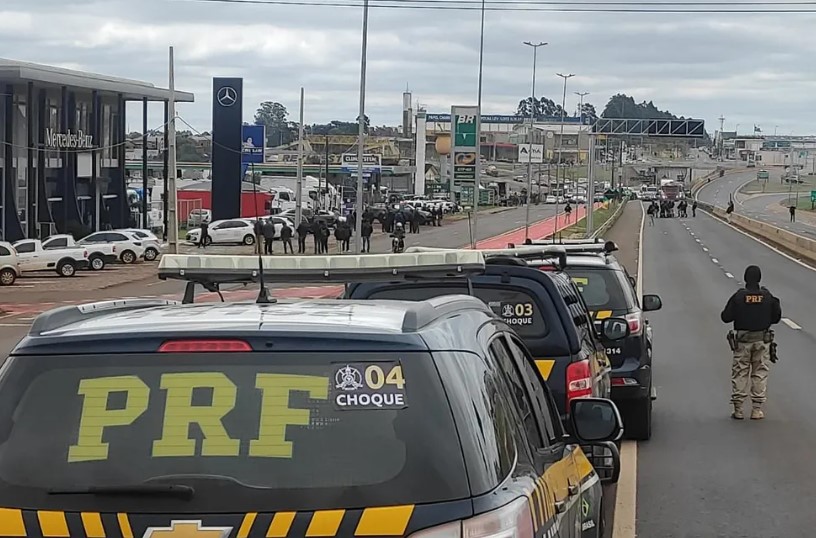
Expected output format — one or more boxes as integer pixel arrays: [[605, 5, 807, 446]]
[[731, 330, 770, 410]]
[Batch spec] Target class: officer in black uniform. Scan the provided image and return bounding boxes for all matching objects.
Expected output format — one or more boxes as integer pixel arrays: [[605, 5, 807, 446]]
[[720, 265, 782, 420]]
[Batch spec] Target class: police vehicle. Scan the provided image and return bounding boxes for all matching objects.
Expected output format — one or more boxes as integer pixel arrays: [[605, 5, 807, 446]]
[[1, 252, 623, 538], [346, 246, 632, 422], [527, 239, 663, 440]]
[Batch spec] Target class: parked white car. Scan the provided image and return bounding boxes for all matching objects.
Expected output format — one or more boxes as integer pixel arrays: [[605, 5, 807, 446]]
[[187, 209, 212, 228], [118, 229, 165, 261], [12, 239, 89, 277], [186, 219, 257, 246], [0, 242, 21, 286], [78, 231, 146, 264], [544, 195, 557, 204], [42, 234, 117, 271]]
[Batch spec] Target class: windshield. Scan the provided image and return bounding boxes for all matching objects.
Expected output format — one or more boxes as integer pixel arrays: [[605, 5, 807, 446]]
[[0, 352, 468, 510], [563, 267, 633, 312]]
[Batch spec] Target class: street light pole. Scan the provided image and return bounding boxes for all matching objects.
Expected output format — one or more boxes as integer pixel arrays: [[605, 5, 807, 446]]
[[523, 41, 547, 241], [552, 73, 574, 239], [355, 0, 369, 254], [575, 91, 591, 234], [471, 0, 486, 248]]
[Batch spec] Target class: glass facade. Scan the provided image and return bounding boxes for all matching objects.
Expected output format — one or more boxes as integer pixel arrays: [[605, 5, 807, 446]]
[[0, 82, 131, 241]]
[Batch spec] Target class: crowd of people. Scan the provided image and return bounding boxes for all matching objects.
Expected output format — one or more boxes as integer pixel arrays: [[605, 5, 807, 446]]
[[646, 198, 698, 224]]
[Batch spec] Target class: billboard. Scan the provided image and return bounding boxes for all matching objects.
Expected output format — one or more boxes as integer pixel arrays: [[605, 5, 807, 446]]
[[211, 77, 244, 220], [451, 106, 479, 190], [341, 153, 382, 174], [242, 125, 266, 164], [518, 144, 544, 164], [427, 114, 585, 124]]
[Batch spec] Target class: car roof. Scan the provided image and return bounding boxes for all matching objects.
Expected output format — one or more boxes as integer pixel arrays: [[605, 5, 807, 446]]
[[14, 296, 494, 355]]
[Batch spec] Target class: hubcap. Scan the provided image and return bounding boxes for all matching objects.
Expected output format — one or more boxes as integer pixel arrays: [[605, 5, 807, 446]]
[[1, 272, 12, 284]]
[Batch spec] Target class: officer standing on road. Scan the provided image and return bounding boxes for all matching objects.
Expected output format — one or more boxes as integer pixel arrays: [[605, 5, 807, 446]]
[[296, 220, 309, 254], [721, 265, 782, 420], [790, 205, 796, 223], [692, 200, 698, 218]]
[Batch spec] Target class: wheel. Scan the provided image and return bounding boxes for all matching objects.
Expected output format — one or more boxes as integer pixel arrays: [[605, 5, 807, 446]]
[[243, 234, 255, 246], [144, 247, 159, 261], [120, 250, 137, 264], [89, 255, 106, 271], [626, 396, 652, 441], [57, 261, 76, 277], [0, 268, 16, 286]]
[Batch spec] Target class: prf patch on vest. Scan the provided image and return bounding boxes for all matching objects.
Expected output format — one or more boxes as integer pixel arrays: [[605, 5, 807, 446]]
[[745, 294, 764, 304]]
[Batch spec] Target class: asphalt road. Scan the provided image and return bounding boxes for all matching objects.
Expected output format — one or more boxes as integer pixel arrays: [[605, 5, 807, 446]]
[[696, 169, 816, 239], [636, 208, 816, 536]]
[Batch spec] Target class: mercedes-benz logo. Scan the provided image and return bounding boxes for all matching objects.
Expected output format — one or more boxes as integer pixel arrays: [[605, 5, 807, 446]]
[[217, 86, 237, 107]]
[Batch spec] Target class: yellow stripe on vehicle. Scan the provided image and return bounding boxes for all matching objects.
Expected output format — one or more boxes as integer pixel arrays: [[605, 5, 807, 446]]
[[528, 486, 541, 529], [37, 511, 69, 538], [238, 513, 257, 538], [81, 512, 106, 538], [526, 492, 538, 531], [266, 512, 297, 538], [595, 310, 613, 320], [0, 508, 26, 537], [537, 476, 551, 522], [117, 513, 134, 538], [355, 505, 414, 536], [534, 359, 555, 380], [573, 447, 595, 480], [305, 510, 345, 537]]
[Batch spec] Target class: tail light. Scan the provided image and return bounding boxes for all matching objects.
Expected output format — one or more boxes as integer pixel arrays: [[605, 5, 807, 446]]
[[112, 245, 117, 253], [612, 377, 639, 387], [83, 250, 89, 258], [625, 313, 642, 336], [566, 359, 593, 404], [537, 265, 556, 272], [408, 497, 533, 538], [159, 340, 252, 353]]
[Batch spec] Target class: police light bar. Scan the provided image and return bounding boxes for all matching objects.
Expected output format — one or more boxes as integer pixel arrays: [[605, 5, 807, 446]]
[[526, 239, 618, 254], [404, 246, 568, 268], [158, 252, 486, 285]]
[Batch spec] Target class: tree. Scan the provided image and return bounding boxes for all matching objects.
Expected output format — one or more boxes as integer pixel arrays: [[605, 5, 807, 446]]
[[254, 101, 295, 147], [579, 103, 598, 124], [601, 94, 677, 120], [516, 97, 564, 118]]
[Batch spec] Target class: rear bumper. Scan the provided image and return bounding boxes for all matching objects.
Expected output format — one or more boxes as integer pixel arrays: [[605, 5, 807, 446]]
[[610, 357, 651, 402]]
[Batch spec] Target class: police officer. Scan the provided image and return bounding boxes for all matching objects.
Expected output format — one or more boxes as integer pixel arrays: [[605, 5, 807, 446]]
[[720, 265, 782, 420]]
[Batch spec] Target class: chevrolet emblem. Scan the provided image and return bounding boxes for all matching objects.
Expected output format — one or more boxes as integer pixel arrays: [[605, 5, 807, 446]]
[[143, 520, 232, 538]]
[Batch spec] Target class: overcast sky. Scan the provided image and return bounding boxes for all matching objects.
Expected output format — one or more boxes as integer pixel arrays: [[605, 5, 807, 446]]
[[3, 0, 816, 135]]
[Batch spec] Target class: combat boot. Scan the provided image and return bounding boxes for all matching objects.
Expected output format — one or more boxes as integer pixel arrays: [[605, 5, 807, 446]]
[[751, 408, 764, 420], [731, 404, 744, 420]]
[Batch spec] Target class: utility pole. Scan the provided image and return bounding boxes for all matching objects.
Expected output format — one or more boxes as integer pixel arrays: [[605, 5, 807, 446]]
[[354, 0, 370, 254], [523, 41, 547, 241], [295, 87, 304, 230], [718, 115, 725, 161], [552, 73, 575, 236], [472, 0, 487, 248], [166, 46, 179, 254]]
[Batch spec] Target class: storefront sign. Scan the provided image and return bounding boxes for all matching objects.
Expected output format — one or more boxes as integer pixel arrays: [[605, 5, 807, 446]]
[[44, 129, 94, 149]]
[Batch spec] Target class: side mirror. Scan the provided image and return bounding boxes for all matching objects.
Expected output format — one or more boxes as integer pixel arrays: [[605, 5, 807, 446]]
[[569, 398, 623, 443], [628, 275, 636, 288], [601, 317, 630, 341], [642, 294, 663, 312]]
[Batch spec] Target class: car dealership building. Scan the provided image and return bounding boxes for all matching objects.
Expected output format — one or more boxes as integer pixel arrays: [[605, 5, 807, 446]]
[[0, 58, 194, 241]]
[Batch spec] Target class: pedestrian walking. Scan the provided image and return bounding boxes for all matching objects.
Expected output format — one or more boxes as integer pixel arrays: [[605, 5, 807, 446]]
[[647, 203, 656, 226], [280, 221, 294, 254], [564, 203, 572, 223], [361, 219, 373, 253], [726, 200, 735, 223], [296, 220, 309, 254], [692, 201, 698, 218], [262, 219, 276, 255], [790, 205, 796, 222], [721, 265, 782, 420], [198, 221, 208, 249]]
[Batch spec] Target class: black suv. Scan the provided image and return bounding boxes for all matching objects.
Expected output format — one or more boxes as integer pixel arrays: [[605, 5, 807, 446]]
[[347, 249, 631, 422], [3, 295, 623, 538], [533, 241, 662, 440]]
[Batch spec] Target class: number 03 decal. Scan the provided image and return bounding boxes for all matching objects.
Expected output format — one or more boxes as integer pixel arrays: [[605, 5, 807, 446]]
[[514, 303, 534, 317]]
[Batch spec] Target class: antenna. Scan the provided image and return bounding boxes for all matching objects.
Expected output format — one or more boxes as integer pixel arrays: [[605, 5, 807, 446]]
[[250, 162, 274, 303]]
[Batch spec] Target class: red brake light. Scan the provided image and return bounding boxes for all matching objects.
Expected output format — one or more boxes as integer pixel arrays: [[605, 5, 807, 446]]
[[566, 359, 593, 404], [537, 265, 556, 272], [158, 340, 252, 353], [625, 313, 642, 335]]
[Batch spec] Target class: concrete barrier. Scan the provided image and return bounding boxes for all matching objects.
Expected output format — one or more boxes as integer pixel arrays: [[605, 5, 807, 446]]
[[592, 200, 627, 239], [697, 200, 816, 265]]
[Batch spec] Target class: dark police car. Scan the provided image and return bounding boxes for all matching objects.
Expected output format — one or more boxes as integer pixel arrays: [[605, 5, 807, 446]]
[[1, 275, 623, 538], [347, 246, 632, 423], [533, 240, 663, 440]]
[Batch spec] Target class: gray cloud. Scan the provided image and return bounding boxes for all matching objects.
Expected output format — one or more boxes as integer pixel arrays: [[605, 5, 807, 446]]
[[3, 0, 816, 135]]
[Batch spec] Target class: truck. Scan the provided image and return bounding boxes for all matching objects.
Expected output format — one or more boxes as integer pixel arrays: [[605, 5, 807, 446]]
[[41, 234, 117, 271], [660, 179, 682, 201], [11, 239, 89, 277]]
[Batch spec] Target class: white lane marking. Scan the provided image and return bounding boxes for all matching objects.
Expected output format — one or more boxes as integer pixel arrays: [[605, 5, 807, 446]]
[[0, 323, 30, 327], [725, 272, 734, 278], [703, 247, 709, 252], [613, 202, 645, 538], [695, 238, 701, 243], [782, 318, 802, 330], [712, 258, 719, 263]]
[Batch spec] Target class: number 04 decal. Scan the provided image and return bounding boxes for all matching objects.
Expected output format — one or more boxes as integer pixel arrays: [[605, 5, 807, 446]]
[[334, 362, 408, 410]]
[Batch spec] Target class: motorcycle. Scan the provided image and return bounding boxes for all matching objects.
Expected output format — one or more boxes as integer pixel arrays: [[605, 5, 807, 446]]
[[391, 236, 405, 253]]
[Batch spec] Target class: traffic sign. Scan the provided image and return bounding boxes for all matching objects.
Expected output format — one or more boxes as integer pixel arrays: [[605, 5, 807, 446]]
[[518, 144, 544, 164]]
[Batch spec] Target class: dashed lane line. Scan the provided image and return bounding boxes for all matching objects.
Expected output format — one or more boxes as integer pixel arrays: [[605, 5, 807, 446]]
[[725, 272, 734, 279], [782, 318, 802, 330], [712, 258, 719, 264], [703, 247, 709, 252]]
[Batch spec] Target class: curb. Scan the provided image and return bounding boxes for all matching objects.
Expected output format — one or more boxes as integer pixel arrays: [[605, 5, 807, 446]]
[[592, 200, 628, 239]]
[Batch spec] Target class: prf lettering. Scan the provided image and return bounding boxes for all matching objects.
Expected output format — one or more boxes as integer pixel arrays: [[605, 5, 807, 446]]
[[745, 294, 764, 304], [68, 373, 328, 463]]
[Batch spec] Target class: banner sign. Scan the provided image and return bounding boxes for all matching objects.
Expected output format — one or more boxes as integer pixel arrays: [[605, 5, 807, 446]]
[[241, 125, 266, 164]]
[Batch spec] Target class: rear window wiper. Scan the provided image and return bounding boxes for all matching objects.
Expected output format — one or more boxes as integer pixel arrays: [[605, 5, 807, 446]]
[[48, 484, 194, 500]]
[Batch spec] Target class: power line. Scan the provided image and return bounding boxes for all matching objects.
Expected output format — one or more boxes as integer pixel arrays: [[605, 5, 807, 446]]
[[182, 0, 816, 11]]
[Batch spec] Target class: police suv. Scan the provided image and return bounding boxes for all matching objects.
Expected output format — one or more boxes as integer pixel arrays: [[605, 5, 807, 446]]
[[0, 252, 623, 538]]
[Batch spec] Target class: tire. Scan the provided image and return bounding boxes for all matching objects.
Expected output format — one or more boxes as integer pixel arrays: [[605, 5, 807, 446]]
[[144, 247, 159, 261], [57, 261, 76, 277], [120, 250, 136, 264], [243, 234, 256, 246], [89, 255, 106, 271], [0, 268, 16, 286], [626, 396, 652, 441]]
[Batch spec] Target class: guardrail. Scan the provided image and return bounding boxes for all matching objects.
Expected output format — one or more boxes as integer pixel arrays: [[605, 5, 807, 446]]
[[696, 200, 816, 265], [591, 199, 627, 239]]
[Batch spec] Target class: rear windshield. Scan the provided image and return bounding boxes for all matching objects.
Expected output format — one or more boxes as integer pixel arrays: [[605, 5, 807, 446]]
[[563, 267, 632, 312], [364, 284, 547, 336], [0, 352, 468, 511]]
